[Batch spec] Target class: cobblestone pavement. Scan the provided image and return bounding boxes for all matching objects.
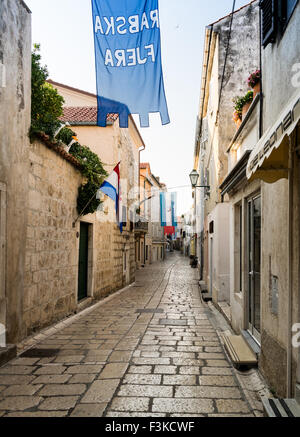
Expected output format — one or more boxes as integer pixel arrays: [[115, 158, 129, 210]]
[[0, 253, 267, 417]]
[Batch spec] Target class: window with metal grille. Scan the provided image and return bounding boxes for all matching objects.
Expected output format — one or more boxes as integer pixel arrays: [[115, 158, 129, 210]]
[[260, 0, 277, 47]]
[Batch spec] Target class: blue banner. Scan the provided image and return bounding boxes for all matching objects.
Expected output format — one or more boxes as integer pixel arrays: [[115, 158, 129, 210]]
[[91, 0, 170, 128], [171, 192, 177, 227], [160, 192, 166, 227]]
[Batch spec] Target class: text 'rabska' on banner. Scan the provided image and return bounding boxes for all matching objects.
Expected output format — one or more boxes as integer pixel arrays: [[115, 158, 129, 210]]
[[91, 0, 170, 128]]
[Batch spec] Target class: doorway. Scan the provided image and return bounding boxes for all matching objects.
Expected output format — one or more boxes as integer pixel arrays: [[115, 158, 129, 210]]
[[247, 195, 261, 342], [123, 249, 130, 285], [209, 237, 213, 295], [0, 183, 6, 341], [78, 222, 89, 301]]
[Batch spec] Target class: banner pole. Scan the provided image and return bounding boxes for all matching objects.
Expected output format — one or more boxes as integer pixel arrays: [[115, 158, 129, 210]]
[[72, 191, 97, 228]]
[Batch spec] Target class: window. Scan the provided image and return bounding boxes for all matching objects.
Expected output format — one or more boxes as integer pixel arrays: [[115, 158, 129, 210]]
[[234, 204, 243, 293], [146, 245, 148, 261], [260, 0, 298, 48], [278, 0, 298, 30], [239, 205, 243, 292], [261, 0, 277, 48]]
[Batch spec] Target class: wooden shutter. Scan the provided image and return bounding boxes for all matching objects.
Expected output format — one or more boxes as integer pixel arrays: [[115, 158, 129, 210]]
[[260, 0, 277, 47]]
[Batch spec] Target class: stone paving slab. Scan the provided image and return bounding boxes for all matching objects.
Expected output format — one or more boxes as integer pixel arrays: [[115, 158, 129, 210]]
[[0, 253, 266, 417]]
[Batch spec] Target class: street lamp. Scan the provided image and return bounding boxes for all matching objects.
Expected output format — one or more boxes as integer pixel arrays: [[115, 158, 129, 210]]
[[189, 169, 210, 191], [189, 169, 199, 188]]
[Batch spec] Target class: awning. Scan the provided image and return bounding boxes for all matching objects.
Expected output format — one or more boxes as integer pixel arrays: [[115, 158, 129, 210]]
[[246, 89, 300, 183]]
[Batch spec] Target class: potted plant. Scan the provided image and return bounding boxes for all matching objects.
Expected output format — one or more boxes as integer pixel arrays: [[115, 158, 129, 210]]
[[242, 90, 254, 118], [232, 96, 244, 127], [233, 110, 242, 128], [247, 69, 261, 98]]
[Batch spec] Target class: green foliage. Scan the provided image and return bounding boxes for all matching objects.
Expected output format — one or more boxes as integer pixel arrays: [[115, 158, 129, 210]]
[[56, 127, 77, 145], [30, 44, 64, 139], [69, 142, 108, 215], [233, 90, 254, 115], [77, 180, 103, 216], [233, 96, 244, 116], [30, 45, 108, 217], [243, 90, 254, 104]]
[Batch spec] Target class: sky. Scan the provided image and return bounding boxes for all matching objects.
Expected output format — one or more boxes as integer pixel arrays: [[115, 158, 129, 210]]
[[25, 0, 251, 215]]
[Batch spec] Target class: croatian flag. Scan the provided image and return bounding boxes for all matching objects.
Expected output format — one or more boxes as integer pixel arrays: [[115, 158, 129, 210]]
[[99, 163, 123, 233]]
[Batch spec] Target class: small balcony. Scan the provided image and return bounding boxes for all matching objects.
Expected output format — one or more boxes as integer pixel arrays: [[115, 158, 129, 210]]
[[134, 214, 149, 234]]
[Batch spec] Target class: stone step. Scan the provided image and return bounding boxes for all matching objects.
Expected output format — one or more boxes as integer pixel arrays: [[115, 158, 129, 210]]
[[0, 345, 17, 367], [262, 398, 300, 417], [222, 334, 257, 369], [241, 330, 261, 357]]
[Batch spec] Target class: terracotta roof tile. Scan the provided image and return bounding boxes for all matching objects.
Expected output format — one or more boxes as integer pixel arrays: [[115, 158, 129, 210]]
[[60, 107, 119, 124], [36, 132, 82, 170]]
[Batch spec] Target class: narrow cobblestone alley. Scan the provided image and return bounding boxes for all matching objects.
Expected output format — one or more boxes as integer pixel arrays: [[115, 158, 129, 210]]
[[0, 253, 266, 417]]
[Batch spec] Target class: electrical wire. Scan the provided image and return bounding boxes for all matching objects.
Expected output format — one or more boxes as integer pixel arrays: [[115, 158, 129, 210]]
[[205, 0, 237, 172]]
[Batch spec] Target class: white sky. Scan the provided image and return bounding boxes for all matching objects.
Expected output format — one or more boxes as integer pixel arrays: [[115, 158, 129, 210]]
[[25, 0, 251, 215]]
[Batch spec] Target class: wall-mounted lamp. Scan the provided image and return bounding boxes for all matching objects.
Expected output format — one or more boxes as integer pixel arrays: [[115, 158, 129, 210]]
[[189, 169, 210, 189]]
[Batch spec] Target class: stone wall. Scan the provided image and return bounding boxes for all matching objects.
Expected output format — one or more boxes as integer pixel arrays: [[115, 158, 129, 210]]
[[0, 0, 31, 343], [23, 137, 136, 338], [215, 0, 260, 189], [24, 139, 83, 335]]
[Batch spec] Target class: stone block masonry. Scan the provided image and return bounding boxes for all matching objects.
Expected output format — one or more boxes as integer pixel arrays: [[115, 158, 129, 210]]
[[0, 0, 31, 344], [24, 140, 83, 336], [0, 254, 268, 417], [23, 138, 136, 338]]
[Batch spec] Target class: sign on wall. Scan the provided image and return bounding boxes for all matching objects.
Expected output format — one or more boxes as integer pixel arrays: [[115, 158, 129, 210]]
[[91, 0, 170, 128]]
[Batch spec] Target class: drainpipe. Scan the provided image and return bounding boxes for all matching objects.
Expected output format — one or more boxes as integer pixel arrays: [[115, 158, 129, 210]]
[[297, 126, 300, 404], [287, 137, 293, 398], [259, 5, 263, 139]]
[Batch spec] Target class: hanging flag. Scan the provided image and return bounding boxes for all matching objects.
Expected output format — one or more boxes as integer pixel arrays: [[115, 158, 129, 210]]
[[91, 0, 170, 129], [160, 192, 177, 227], [164, 226, 175, 236], [171, 192, 178, 228], [99, 163, 123, 233]]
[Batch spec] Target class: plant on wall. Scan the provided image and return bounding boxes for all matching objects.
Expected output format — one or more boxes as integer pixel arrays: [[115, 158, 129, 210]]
[[233, 110, 242, 123], [233, 90, 254, 117], [30, 45, 108, 216], [247, 69, 261, 88], [243, 90, 254, 105], [69, 142, 108, 215], [30, 44, 64, 139], [232, 96, 244, 118]]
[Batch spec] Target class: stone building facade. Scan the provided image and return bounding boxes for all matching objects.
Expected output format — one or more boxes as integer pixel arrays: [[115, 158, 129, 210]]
[[0, 0, 31, 344], [150, 174, 166, 263], [139, 163, 153, 265], [139, 163, 166, 266], [17, 80, 146, 338], [194, 0, 300, 404], [194, 0, 260, 307], [245, 1, 300, 400]]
